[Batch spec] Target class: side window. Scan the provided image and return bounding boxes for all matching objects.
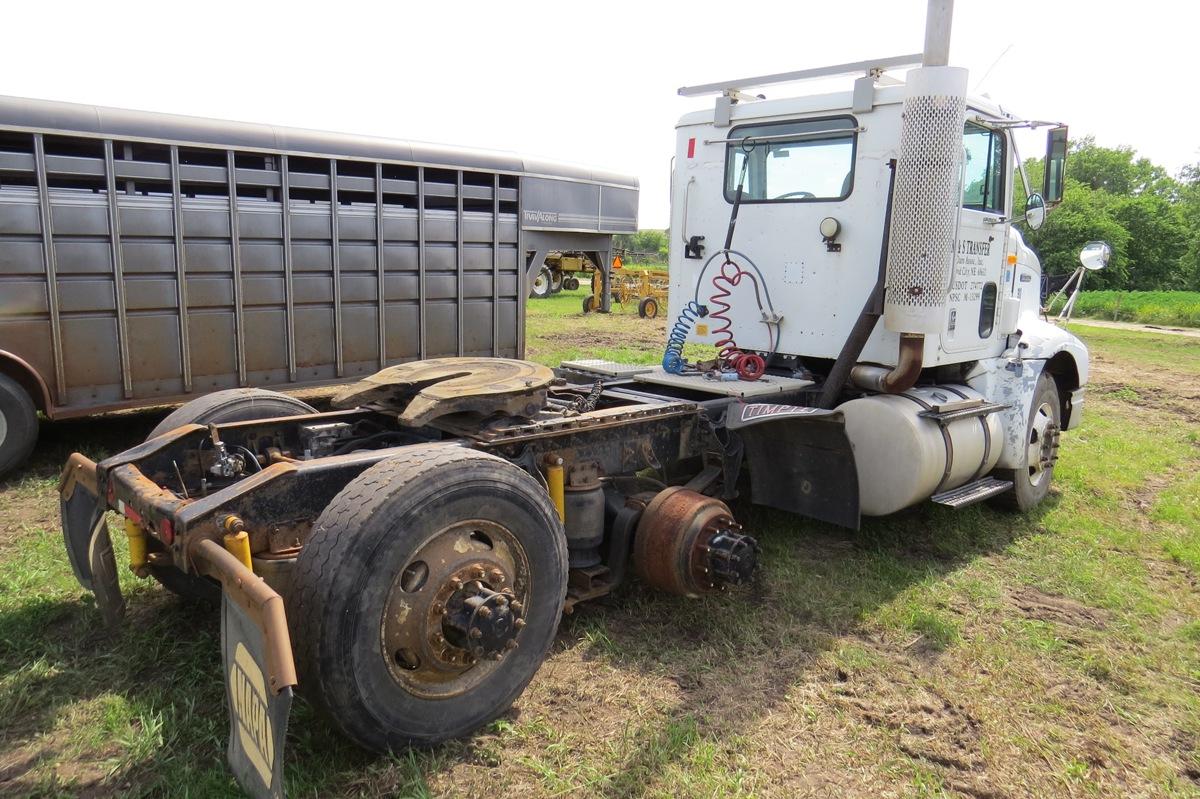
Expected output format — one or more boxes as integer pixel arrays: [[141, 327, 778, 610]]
[[724, 117, 857, 203], [962, 123, 1006, 213]]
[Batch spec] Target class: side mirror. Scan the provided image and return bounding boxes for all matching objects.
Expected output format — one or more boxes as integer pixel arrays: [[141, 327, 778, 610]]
[[1025, 193, 1046, 231], [1079, 240, 1111, 271], [1043, 126, 1068, 205]]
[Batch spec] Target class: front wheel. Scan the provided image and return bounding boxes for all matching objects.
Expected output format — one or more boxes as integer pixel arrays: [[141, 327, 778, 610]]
[[638, 297, 659, 319], [992, 372, 1061, 511], [288, 445, 568, 750]]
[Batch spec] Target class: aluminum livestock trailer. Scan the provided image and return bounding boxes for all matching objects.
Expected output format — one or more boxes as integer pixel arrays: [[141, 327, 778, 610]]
[[0, 96, 637, 475]]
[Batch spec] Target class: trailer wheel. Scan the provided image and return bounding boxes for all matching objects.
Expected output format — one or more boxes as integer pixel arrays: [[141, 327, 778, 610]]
[[992, 372, 1061, 511], [564, 276, 580, 291], [0, 373, 38, 479], [145, 388, 318, 601], [288, 445, 567, 751], [549, 270, 563, 294], [530, 267, 553, 299], [638, 297, 659, 319], [582, 295, 595, 313]]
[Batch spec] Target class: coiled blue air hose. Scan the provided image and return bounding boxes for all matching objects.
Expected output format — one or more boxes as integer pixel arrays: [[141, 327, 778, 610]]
[[662, 300, 706, 374]]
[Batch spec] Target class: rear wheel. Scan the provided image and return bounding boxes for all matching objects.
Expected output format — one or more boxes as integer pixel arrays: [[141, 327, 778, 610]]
[[146, 388, 318, 601], [288, 445, 567, 750], [0, 374, 38, 479], [992, 372, 1061, 511], [582, 295, 595, 313], [530, 267, 552, 299]]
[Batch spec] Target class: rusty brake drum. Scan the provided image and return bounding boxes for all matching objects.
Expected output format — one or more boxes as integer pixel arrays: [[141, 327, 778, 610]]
[[633, 486, 757, 597]]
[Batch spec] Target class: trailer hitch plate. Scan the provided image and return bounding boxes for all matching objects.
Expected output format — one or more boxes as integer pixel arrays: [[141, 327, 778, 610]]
[[332, 357, 554, 426]]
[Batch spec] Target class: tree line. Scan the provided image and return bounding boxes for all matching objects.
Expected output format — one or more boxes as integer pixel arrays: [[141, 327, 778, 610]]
[[1019, 138, 1200, 290]]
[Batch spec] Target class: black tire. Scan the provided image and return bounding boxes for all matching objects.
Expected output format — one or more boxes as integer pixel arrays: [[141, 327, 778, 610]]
[[288, 445, 568, 751], [563, 276, 580, 292], [582, 295, 595, 314], [148, 387, 317, 440], [638, 297, 659, 319], [146, 388, 318, 601], [530, 267, 553, 299], [0, 373, 38, 479], [992, 372, 1061, 511]]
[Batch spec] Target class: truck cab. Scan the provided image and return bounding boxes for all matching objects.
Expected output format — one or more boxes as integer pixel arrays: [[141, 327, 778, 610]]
[[670, 84, 1083, 385]]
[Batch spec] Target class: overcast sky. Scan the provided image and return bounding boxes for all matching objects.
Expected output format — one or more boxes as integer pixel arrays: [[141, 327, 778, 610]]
[[3, 1, 1192, 228]]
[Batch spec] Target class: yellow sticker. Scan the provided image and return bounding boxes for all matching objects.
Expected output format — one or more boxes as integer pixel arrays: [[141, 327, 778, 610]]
[[695, 323, 708, 336], [230, 642, 275, 787]]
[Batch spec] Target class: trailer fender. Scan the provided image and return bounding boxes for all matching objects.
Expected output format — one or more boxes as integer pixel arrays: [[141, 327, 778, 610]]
[[59, 453, 125, 626], [192, 538, 297, 799], [725, 403, 860, 530]]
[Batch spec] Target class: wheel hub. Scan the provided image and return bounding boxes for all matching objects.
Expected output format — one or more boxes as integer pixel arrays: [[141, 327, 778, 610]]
[[381, 520, 529, 696], [440, 575, 524, 660], [1027, 400, 1062, 486]]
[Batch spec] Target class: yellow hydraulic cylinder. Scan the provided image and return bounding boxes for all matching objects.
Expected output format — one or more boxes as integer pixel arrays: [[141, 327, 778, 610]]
[[223, 530, 254, 573], [123, 518, 148, 572], [544, 456, 565, 522]]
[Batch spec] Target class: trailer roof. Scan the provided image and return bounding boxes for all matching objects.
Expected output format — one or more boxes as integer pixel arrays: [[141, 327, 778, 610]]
[[0, 95, 637, 188]]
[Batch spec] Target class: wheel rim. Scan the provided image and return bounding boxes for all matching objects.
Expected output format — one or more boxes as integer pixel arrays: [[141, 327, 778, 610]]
[[646, 300, 657, 317], [532, 273, 548, 294], [0, 411, 7, 449], [381, 519, 531, 699], [1025, 400, 1061, 487]]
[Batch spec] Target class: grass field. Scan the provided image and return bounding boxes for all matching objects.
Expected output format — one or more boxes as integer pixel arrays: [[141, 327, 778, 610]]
[[1052, 291, 1200, 328], [2, 285, 1199, 797]]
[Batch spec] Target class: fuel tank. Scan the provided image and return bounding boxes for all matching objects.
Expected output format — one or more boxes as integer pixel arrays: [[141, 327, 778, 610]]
[[838, 385, 1003, 515]]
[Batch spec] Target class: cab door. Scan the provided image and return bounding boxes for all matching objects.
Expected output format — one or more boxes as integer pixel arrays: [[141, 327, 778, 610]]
[[942, 121, 1009, 353]]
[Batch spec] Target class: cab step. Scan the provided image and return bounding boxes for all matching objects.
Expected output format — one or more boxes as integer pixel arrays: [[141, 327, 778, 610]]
[[931, 476, 1013, 509]]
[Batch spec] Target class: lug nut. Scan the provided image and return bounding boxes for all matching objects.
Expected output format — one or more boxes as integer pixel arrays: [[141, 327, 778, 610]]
[[489, 568, 504, 582], [495, 595, 508, 607], [510, 601, 523, 615], [469, 627, 482, 639], [505, 640, 519, 650], [471, 565, 485, 579], [450, 578, 463, 590], [476, 606, 493, 619], [514, 618, 526, 630]]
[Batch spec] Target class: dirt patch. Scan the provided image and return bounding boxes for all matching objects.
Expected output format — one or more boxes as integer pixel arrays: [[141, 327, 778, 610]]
[[1009, 587, 1108, 629], [840, 669, 985, 774]]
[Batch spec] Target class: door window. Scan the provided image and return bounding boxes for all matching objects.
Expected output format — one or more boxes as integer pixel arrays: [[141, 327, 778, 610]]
[[962, 123, 1006, 213]]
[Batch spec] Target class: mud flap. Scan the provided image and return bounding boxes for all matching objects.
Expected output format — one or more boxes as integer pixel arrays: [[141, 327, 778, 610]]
[[59, 453, 125, 626], [222, 592, 293, 799], [192, 538, 297, 799], [725, 403, 861, 530]]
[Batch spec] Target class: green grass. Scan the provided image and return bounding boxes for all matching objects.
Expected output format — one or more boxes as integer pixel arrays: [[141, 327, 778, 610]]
[[1054, 290, 1200, 328], [1, 315, 1200, 796]]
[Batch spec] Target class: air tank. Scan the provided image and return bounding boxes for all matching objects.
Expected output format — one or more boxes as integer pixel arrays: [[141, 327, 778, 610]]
[[838, 385, 1003, 515]]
